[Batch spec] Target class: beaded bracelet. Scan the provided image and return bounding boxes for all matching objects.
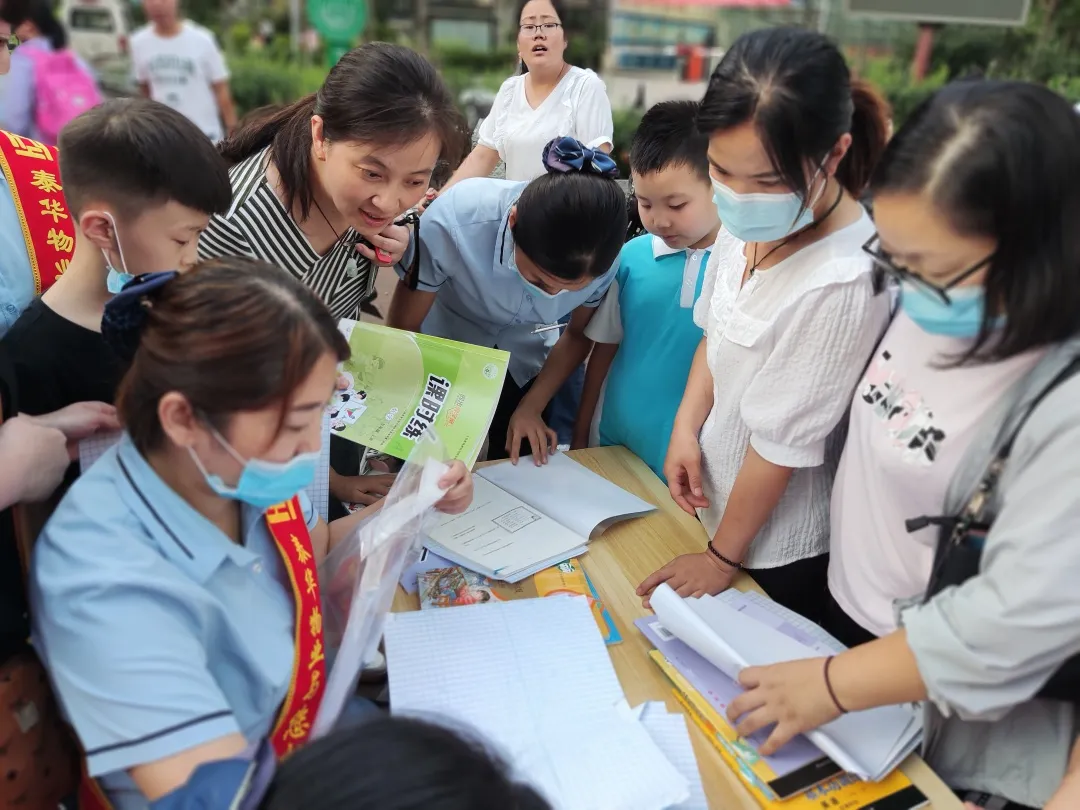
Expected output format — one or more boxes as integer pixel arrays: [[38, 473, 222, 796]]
[[706, 540, 742, 570]]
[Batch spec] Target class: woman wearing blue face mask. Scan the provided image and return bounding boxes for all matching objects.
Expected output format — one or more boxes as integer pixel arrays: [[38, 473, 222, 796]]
[[638, 27, 892, 620], [388, 137, 626, 465], [29, 257, 473, 809], [718, 80, 1080, 810]]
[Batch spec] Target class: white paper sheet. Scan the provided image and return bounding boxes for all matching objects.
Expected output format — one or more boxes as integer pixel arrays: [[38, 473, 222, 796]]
[[477, 452, 656, 539], [638, 703, 708, 810]]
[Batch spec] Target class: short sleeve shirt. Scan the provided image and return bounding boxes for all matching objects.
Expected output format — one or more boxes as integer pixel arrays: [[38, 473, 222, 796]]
[[587, 235, 709, 481], [30, 434, 318, 809], [397, 178, 616, 386], [0, 172, 34, 336]]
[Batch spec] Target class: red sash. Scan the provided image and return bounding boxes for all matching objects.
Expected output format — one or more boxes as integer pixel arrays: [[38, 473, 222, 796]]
[[0, 131, 70, 296], [78, 496, 327, 808]]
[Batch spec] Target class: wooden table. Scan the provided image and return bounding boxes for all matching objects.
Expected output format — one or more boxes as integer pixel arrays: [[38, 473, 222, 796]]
[[392, 446, 962, 810]]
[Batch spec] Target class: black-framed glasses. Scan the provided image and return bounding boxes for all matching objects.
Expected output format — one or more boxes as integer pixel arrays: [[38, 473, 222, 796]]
[[862, 235, 993, 306], [519, 22, 561, 35]]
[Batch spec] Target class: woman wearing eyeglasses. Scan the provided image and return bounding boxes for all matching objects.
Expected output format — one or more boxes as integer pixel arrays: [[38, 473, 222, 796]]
[[726, 81, 1080, 810], [438, 0, 613, 190]]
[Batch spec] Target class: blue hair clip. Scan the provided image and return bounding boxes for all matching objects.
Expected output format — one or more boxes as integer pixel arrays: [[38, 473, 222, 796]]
[[101, 270, 179, 361], [541, 137, 619, 179]]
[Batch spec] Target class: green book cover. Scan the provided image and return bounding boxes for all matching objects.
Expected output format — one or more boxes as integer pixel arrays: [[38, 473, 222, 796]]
[[333, 320, 509, 465]]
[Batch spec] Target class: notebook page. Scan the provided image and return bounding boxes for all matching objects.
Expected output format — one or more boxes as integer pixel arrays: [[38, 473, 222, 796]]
[[78, 430, 121, 472], [478, 453, 655, 539], [425, 476, 587, 579], [716, 589, 847, 656], [310, 412, 331, 522], [638, 704, 708, 810]]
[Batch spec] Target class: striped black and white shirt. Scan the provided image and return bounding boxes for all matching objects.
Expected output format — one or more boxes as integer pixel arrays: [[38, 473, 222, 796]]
[[199, 147, 378, 319]]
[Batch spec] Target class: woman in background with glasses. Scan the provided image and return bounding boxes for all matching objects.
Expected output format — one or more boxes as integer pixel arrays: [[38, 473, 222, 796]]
[[728, 80, 1080, 810], [438, 0, 612, 190]]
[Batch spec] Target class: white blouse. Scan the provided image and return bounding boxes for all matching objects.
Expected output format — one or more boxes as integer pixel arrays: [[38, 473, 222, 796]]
[[694, 212, 890, 569], [477, 66, 614, 181]]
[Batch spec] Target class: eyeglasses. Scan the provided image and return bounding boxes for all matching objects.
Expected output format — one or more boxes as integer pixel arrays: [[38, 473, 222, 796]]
[[519, 23, 561, 35], [861, 235, 993, 305]]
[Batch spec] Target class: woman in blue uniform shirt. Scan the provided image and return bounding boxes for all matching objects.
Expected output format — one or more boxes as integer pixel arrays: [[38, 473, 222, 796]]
[[388, 137, 627, 464], [29, 258, 472, 809]]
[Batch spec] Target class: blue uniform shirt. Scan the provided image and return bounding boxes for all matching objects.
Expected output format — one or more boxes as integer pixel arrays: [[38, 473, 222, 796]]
[[0, 172, 35, 335], [30, 434, 318, 809], [586, 234, 711, 481], [399, 178, 617, 387]]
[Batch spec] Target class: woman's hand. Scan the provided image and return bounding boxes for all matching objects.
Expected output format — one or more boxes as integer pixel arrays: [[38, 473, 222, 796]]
[[418, 188, 438, 213], [636, 551, 736, 609], [29, 401, 119, 442], [355, 223, 410, 266], [506, 405, 558, 465], [435, 460, 472, 514], [664, 428, 709, 516], [0, 416, 71, 505], [330, 471, 397, 507], [726, 658, 843, 755]]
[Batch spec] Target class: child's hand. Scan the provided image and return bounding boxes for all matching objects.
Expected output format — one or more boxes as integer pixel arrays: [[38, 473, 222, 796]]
[[435, 461, 472, 514], [355, 223, 409, 266], [330, 471, 397, 507], [664, 428, 709, 516], [506, 406, 558, 466]]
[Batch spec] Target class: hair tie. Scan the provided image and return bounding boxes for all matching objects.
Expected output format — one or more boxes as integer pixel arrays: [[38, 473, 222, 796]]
[[541, 137, 619, 180], [101, 271, 179, 361]]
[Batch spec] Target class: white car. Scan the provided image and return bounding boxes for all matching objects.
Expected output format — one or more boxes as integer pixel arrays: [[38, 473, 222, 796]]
[[59, 0, 130, 63]]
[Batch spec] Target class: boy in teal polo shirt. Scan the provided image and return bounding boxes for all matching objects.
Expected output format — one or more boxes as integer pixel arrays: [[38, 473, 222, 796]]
[[573, 101, 720, 481]]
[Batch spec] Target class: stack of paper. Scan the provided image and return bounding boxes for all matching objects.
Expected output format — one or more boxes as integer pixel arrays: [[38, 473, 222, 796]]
[[650, 584, 922, 782], [385, 596, 693, 810], [423, 453, 655, 582]]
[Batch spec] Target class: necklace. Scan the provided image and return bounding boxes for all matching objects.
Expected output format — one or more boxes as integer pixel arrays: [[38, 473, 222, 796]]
[[312, 196, 361, 279], [748, 182, 845, 279]]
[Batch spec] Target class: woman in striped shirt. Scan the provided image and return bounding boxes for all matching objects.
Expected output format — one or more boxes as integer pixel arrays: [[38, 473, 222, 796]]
[[199, 43, 466, 321]]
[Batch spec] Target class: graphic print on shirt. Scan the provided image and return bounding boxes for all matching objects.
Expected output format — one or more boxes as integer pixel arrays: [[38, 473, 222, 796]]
[[145, 54, 198, 108], [860, 349, 946, 466]]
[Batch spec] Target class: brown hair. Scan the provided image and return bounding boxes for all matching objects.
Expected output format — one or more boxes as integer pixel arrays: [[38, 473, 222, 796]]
[[116, 257, 350, 454], [218, 42, 468, 221]]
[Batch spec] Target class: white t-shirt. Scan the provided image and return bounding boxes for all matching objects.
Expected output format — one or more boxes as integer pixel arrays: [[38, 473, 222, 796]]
[[694, 213, 890, 570], [477, 66, 614, 181], [828, 311, 1047, 637], [130, 22, 229, 142]]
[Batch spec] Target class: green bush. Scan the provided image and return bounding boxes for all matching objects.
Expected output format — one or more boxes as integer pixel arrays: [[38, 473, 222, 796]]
[[611, 107, 643, 179], [228, 55, 327, 117], [858, 57, 948, 126], [433, 44, 519, 74]]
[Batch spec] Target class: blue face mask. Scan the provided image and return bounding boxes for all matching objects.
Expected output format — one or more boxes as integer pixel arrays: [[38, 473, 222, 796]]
[[189, 428, 319, 510], [901, 282, 991, 338], [508, 241, 565, 300], [102, 211, 134, 294], [711, 171, 823, 243]]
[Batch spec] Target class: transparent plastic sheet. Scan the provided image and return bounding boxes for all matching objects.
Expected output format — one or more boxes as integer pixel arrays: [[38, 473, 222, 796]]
[[312, 433, 450, 738]]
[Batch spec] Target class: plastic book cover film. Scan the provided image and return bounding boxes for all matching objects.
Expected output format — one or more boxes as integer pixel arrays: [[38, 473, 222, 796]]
[[334, 320, 508, 466], [418, 559, 621, 645]]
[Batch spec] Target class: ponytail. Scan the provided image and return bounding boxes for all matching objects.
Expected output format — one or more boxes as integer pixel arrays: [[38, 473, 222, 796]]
[[836, 79, 890, 198], [218, 94, 317, 219]]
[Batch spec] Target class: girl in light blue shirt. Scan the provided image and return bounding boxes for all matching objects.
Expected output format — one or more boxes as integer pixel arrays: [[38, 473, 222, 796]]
[[30, 257, 472, 809], [389, 137, 626, 464]]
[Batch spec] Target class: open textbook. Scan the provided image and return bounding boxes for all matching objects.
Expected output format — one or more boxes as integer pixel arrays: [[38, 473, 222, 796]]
[[650, 583, 923, 783], [334, 319, 508, 466], [424, 453, 656, 582]]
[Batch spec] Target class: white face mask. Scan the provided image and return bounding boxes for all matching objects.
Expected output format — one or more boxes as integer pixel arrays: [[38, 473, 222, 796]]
[[102, 211, 133, 294]]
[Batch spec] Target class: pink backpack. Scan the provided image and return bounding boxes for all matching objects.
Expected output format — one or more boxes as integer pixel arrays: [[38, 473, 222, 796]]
[[23, 47, 102, 145]]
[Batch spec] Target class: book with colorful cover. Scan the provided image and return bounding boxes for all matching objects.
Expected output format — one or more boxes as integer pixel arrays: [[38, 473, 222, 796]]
[[418, 559, 622, 645], [334, 320, 509, 466], [649, 651, 929, 810]]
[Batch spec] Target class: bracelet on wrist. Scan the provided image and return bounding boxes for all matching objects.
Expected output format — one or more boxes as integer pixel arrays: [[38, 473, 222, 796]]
[[823, 656, 849, 715], [706, 541, 742, 570]]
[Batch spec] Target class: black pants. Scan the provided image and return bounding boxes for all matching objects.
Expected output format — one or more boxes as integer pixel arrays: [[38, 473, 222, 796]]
[[485, 373, 552, 462], [745, 554, 830, 625], [820, 589, 879, 648]]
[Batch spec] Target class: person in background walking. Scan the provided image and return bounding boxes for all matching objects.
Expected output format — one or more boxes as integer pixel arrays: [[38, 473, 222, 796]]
[[0, 0, 100, 145], [130, 0, 236, 143]]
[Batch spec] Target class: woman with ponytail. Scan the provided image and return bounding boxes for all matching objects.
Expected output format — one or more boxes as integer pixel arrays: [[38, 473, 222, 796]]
[[638, 27, 892, 621], [388, 136, 626, 464]]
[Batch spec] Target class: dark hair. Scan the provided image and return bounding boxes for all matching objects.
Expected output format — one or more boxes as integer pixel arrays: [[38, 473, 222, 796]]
[[0, 0, 30, 26], [116, 258, 350, 454], [58, 98, 232, 218], [871, 80, 1080, 362], [515, 0, 566, 74], [698, 27, 890, 199], [218, 43, 467, 222], [512, 139, 626, 281], [629, 100, 708, 183], [22, 0, 65, 49], [260, 716, 551, 810]]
